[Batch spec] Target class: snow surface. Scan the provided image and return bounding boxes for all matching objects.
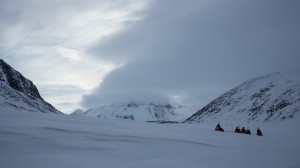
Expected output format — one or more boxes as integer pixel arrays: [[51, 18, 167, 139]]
[[0, 81, 61, 114], [1, 109, 300, 168]]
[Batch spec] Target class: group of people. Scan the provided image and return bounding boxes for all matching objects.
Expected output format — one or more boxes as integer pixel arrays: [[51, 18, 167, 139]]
[[215, 123, 263, 136], [234, 126, 251, 135]]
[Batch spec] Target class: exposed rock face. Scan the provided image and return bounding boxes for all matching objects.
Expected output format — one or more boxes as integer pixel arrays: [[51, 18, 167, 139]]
[[185, 71, 300, 123], [0, 59, 61, 114], [0, 59, 43, 100]]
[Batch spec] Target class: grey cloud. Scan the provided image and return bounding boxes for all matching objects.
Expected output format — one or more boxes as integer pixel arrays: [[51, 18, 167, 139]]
[[83, 0, 300, 108], [38, 84, 87, 97], [38, 84, 88, 113], [0, 0, 145, 47]]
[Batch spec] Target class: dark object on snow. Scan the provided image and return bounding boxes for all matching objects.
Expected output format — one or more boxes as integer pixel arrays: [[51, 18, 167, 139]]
[[246, 128, 251, 135], [240, 127, 251, 135], [240, 127, 246, 134], [235, 126, 251, 135], [215, 123, 224, 132], [234, 126, 240, 133], [257, 128, 263, 136]]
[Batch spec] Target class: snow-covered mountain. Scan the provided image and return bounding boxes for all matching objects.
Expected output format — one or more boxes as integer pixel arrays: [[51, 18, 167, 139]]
[[0, 59, 61, 114], [73, 102, 199, 122], [71, 109, 85, 116], [185, 71, 300, 124]]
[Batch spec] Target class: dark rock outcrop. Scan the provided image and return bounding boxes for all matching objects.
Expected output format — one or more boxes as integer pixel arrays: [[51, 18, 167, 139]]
[[0, 59, 61, 114]]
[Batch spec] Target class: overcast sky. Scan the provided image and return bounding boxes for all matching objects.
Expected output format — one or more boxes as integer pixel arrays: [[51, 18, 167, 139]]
[[1, 0, 300, 113]]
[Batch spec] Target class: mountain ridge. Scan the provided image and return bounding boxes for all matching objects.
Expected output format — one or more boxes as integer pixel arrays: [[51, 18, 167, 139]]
[[72, 102, 200, 122], [0, 59, 43, 100], [185, 70, 300, 124], [0, 59, 61, 114]]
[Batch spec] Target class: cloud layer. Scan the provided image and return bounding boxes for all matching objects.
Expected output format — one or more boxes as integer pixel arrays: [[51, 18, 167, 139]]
[[82, 0, 300, 108]]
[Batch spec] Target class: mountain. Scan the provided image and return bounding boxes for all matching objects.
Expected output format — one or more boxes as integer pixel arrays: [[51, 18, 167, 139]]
[[0, 59, 61, 114], [72, 102, 199, 122], [185, 71, 300, 124], [71, 109, 85, 116]]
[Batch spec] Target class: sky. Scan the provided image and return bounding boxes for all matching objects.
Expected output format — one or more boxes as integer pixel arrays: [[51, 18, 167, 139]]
[[1, 0, 300, 114]]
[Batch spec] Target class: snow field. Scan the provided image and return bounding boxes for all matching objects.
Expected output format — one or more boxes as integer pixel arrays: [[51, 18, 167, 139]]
[[1, 110, 300, 168]]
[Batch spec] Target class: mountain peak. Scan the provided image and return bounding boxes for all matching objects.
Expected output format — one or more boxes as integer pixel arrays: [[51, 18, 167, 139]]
[[71, 109, 85, 116]]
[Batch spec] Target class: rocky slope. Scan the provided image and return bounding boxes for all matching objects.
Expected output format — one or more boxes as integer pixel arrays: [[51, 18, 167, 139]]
[[185, 71, 300, 124], [0, 59, 61, 114], [72, 102, 199, 122]]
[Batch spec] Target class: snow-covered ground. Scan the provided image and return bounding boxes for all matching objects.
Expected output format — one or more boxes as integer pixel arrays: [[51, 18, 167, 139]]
[[1, 110, 300, 168]]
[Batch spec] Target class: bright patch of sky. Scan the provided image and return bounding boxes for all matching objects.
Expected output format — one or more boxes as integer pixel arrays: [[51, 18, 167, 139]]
[[56, 47, 81, 62], [0, 0, 150, 113]]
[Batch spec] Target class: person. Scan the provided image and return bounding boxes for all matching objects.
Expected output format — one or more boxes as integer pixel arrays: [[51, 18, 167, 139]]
[[246, 128, 251, 135], [257, 128, 263, 136], [215, 123, 224, 132], [241, 127, 246, 134], [234, 126, 240, 133]]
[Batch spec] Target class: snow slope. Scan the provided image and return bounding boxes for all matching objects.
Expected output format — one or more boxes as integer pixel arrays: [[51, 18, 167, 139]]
[[0, 59, 61, 114], [71, 109, 85, 116], [186, 71, 300, 124], [75, 102, 199, 122], [1, 108, 300, 168]]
